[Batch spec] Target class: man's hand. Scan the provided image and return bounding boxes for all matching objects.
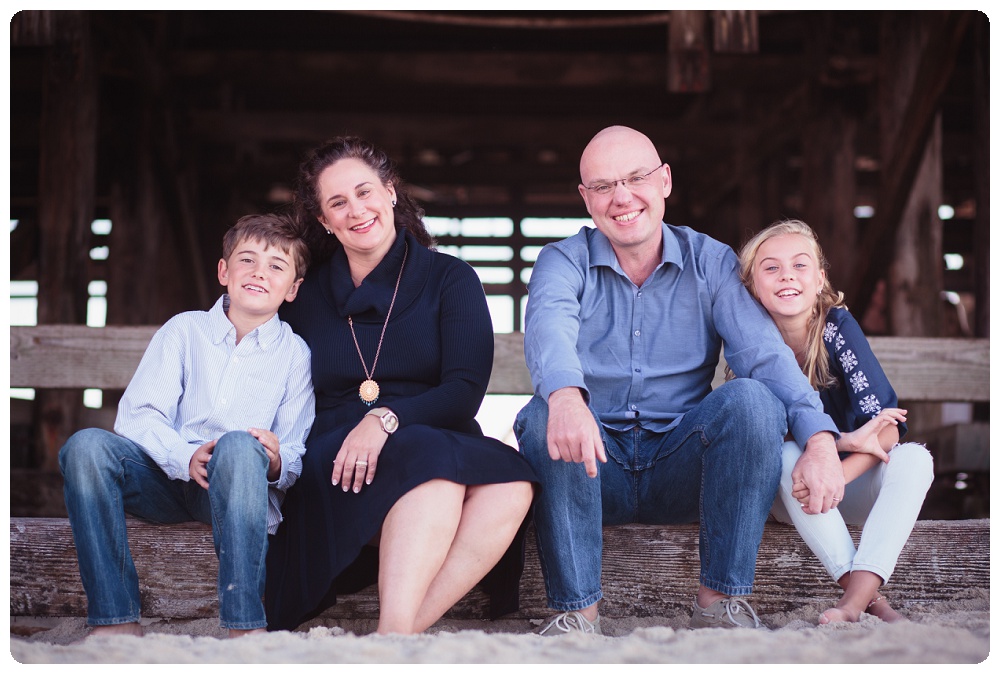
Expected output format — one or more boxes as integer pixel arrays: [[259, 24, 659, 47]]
[[249, 428, 282, 481], [790, 431, 844, 514], [547, 388, 607, 478], [189, 439, 217, 489]]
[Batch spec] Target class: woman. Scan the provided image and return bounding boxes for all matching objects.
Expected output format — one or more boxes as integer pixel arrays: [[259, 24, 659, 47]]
[[265, 137, 537, 634], [737, 219, 933, 625]]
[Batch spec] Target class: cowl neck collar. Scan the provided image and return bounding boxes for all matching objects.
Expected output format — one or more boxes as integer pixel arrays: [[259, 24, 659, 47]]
[[326, 229, 412, 320]]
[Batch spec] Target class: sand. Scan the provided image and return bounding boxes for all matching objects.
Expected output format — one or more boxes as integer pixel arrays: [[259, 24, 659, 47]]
[[9, 587, 990, 664]]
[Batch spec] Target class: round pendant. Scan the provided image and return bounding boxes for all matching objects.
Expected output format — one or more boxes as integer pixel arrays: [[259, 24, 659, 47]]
[[359, 379, 380, 405]]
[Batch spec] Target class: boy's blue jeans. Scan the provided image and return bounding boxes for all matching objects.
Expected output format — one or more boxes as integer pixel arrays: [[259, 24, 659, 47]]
[[58, 428, 270, 630], [513, 378, 785, 612]]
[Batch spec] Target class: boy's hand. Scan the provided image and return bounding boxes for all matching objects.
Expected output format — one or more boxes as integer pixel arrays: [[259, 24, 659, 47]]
[[189, 439, 217, 489], [249, 428, 282, 481]]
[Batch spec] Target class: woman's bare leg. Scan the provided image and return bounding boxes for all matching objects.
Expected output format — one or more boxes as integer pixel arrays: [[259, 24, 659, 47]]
[[411, 481, 534, 633], [376, 479, 465, 634]]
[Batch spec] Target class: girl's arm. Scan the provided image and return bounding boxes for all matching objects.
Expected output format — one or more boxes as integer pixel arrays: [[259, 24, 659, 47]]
[[839, 410, 902, 482]]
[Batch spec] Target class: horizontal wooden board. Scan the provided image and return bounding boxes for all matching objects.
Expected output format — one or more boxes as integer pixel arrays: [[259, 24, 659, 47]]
[[9, 517, 989, 622], [10, 325, 990, 402]]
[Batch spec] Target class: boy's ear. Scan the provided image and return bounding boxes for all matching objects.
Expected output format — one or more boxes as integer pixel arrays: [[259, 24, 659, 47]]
[[284, 277, 303, 303], [217, 258, 230, 286]]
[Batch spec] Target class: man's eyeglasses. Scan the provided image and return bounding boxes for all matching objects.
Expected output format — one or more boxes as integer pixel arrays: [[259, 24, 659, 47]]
[[584, 164, 666, 196]]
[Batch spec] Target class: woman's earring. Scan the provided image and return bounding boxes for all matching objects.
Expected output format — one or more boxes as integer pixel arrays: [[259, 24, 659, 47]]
[[325, 228, 332, 235], [391, 200, 397, 207]]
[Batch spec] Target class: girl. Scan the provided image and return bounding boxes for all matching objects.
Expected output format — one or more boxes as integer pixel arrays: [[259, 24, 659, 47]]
[[738, 219, 933, 625]]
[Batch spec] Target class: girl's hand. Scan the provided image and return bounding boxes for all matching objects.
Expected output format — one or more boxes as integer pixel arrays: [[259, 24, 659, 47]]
[[835, 408, 907, 463], [331, 415, 389, 493]]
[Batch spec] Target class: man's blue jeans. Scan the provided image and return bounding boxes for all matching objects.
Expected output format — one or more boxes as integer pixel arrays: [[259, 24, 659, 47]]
[[513, 379, 785, 612], [58, 428, 271, 630]]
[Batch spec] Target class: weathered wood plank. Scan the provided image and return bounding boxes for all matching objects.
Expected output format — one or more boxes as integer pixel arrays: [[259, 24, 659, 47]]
[[865, 336, 989, 403], [14, 326, 986, 402], [10, 325, 158, 390], [492, 333, 989, 402], [9, 517, 989, 622]]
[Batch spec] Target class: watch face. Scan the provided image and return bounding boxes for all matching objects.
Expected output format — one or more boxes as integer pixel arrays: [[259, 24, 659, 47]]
[[382, 412, 399, 433]]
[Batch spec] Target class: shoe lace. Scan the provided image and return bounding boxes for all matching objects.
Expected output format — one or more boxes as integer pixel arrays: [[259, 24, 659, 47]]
[[546, 611, 593, 634], [723, 598, 761, 628]]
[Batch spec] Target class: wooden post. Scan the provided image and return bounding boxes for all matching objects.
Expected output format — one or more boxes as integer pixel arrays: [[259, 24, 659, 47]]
[[879, 13, 949, 438], [846, 10, 970, 318], [668, 11, 710, 93], [879, 13, 945, 339], [34, 10, 98, 470], [713, 9, 758, 53], [971, 13, 989, 339]]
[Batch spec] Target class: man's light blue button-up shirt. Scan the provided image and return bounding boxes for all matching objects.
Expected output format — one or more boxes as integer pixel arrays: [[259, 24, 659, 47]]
[[524, 222, 837, 448]]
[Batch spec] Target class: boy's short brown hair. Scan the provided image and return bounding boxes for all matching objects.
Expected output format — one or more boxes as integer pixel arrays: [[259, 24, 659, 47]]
[[222, 213, 310, 279]]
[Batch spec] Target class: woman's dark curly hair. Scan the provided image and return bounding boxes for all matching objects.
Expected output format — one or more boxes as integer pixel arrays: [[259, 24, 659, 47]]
[[293, 136, 435, 264]]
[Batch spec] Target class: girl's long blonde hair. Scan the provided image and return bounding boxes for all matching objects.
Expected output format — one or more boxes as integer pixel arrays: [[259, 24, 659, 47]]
[[737, 219, 847, 390]]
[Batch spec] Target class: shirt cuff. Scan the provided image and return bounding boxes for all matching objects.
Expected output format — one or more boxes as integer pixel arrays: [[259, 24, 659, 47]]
[[789, 411, 840, 449], [538, 369, 589, 403], [168, 441, 200, 481]]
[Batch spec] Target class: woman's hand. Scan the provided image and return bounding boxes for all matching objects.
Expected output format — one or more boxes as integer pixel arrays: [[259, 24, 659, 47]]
[[835, 408, 906, 463], [332, 415, 389, 493]]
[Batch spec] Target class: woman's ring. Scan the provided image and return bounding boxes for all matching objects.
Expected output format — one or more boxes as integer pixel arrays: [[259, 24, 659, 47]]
[[832, 496, 842, 502], [356, 460, 368, 467]]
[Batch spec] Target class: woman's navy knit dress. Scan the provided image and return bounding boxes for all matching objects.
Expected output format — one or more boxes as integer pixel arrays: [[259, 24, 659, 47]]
[[264, 230, 537, 631]]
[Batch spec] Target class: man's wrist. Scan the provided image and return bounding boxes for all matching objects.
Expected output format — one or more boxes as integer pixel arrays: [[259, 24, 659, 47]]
[[549, 387, 585, 405]]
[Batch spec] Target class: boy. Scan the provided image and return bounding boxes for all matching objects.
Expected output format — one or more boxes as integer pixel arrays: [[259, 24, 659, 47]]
[[59, 213, 315, 638]]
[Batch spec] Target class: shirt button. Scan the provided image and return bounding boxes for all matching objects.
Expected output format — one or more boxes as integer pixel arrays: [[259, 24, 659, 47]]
[[630, 404, 638, 411], [637, 291, 642, 297], [634, 330, 641, 337], [220, 398, 228, 406], [634, 368, 640, 373]]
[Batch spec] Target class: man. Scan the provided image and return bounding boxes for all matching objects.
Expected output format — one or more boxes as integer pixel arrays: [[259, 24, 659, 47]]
[[514, 126, 844, 634]]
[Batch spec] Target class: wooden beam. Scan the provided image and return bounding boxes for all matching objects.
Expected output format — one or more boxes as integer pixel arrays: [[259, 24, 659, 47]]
[[668, 10, 710, 93], [713, 10, 759, 53], [10, 326, 991, 403], [971, 13, 989, 338], [846, 10, 972, 315], [35, 10, 99, 471]]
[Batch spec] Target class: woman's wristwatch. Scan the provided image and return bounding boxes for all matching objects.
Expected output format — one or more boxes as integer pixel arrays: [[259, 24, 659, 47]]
[[365, 407, 399, 435]]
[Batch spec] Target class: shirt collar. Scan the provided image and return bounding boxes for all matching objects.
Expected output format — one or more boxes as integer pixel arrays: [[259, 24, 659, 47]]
[[211, 294, 284, 348], [588, 221, 685, 273]]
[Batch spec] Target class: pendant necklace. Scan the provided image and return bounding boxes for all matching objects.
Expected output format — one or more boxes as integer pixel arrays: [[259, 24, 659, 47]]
[[348, 243, 408, 406]]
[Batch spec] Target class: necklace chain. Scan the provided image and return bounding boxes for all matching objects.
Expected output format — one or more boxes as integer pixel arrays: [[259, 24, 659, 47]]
[[348, 243, 408, 405]]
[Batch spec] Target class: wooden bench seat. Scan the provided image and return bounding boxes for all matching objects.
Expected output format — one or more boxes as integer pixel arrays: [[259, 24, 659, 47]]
[[9, 517, 990, 621], [8, 325, 991, 620]]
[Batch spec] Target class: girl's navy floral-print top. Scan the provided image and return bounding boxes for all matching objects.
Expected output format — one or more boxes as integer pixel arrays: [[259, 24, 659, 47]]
[[820, 306, 908, 439]]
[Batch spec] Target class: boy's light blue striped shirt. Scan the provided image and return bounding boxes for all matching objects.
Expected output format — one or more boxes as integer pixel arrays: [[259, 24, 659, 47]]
[[115, 294, 315, 534]]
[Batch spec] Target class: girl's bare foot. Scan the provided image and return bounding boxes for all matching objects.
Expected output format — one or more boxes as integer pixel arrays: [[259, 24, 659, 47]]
[[818, 606, 861, 624], [866, 594, 905, 623]]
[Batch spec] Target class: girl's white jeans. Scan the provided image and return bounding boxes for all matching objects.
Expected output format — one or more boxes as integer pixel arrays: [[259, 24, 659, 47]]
[[770, 440, 934, 584]]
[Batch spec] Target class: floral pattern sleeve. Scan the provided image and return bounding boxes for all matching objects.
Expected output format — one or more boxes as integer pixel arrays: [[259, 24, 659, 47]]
[[819, 307, 907, 438]]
